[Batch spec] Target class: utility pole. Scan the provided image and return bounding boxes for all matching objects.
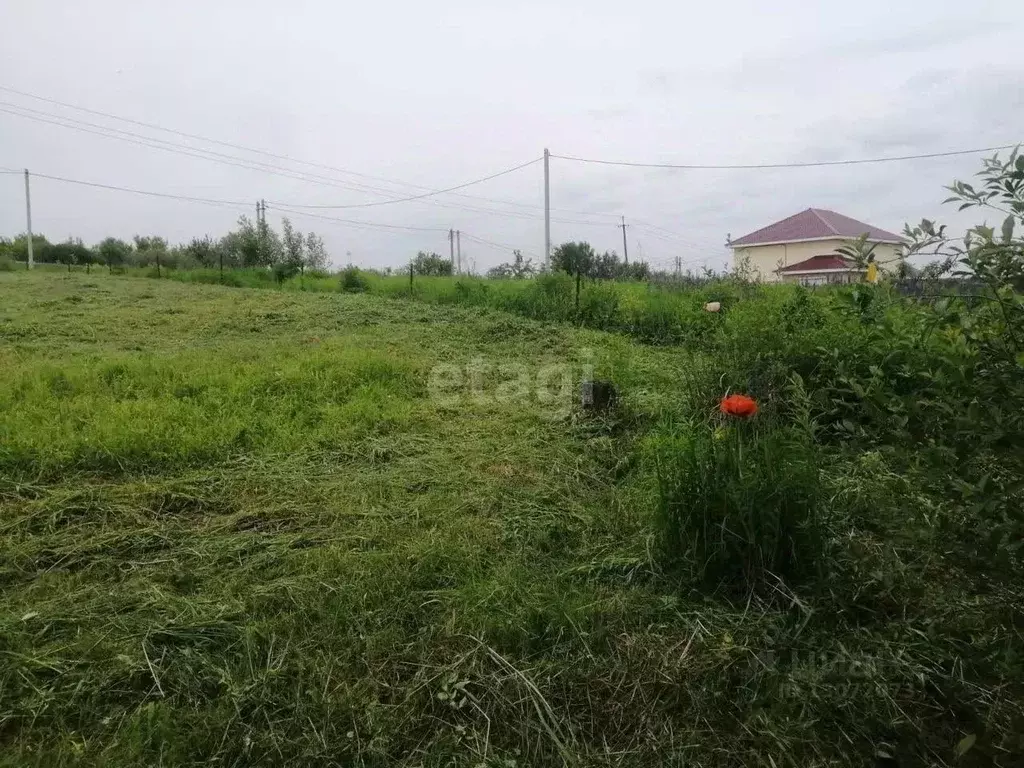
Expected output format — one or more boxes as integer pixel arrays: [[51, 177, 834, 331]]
[[449, 229, 455, 272], [256, 200, 262, 263], [256, 199, 267, 262], [543, 148, 551, 268], [24, 169, 33, 270], [619, 216, 629, 265], [456, 230, 462, 274]]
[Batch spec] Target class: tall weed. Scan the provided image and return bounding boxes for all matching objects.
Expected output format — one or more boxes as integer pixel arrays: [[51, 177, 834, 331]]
[[653, 416, 823, 592]]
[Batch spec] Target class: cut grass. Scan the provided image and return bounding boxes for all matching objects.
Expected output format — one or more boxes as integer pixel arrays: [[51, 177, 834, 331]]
[[1, 271, 1022, 767], [111, 264, 763, 346]]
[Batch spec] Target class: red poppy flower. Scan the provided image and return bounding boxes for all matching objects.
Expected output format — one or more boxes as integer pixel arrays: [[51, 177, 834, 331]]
[[720, 394, 758, 418]]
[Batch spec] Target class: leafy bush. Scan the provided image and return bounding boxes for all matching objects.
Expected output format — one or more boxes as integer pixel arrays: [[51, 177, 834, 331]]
[[653, 414, 823, 592], [486, 250, 536, 279], [0, 254, 14, 272], [339, 266, 369, 293], [412, 251, 452, 276], [273, 261, 301, 284]]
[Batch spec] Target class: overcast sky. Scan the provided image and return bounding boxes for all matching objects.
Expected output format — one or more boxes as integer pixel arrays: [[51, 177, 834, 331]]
[[1, 1, 1021, 273]]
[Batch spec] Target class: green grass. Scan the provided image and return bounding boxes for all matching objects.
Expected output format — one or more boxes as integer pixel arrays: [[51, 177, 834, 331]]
[[1, 270, 1022, 767], [106, 264, 765, 345]]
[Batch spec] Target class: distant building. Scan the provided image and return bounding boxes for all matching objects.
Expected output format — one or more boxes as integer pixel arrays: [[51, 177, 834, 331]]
[[728, 208, 904, 285]]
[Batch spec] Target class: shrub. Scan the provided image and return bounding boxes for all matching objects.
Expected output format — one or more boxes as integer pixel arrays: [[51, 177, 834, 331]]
[[653, 414, 823, 593], [273, 261, 301, 284], [0, 254, 14, 272], [339, 266, 369, 293]]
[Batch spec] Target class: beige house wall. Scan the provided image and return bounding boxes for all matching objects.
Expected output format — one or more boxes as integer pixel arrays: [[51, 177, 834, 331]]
[[731, 239, 903, 283]]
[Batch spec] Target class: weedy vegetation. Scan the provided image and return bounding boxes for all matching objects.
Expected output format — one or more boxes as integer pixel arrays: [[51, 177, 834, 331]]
[[0, 155, 1022, 766]]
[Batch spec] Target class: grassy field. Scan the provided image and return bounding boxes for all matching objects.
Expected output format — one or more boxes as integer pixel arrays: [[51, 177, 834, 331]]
[[95, 264, 755, 346], [1, 270, 1022, 767]]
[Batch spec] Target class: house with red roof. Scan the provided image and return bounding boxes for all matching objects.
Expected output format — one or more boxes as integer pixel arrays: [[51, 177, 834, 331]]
[[727, 208, 904, 284]]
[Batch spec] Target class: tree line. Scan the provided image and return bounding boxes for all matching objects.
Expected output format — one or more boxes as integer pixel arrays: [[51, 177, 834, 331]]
[[0, 216, 330, 277], [359, 242, 652, 281], [2, 217, 660, 284]]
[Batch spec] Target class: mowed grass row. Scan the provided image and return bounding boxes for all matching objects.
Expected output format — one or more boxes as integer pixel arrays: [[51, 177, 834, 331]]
[[111, 263, 763, 346], [1, 344, 423, 475], [1, 271, 1022, 767], [0, 272, 665, 766]]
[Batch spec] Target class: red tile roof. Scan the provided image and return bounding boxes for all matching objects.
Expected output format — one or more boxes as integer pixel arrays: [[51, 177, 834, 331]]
[[730, 208, 903, 247], [777, 254, 862, 273]]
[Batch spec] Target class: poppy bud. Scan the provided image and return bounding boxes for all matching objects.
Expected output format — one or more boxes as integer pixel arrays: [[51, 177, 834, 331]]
[[720, 394, 758, 418]]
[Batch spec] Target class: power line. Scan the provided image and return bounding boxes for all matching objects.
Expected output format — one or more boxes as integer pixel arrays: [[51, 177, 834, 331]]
[[0, 86, 653, 228], [29, 171, 252, 207], [550, 143, 1021, 170], [13, 164, 715, 266], [16, 168, 459, 238], [0, 83, 632, 219], [0, 104, 585, 226], [0, 94, 709, 239], [0, 85, 554, 213], [0, 85, 513, 198], [1, 105, 618, 232], [277, 157, 542, 209], [267, 204, 449, 234], [628, 223, 721, 251], [460, 232, 541, 259], [0, 104, 378, 193], [0, 102, 542, 210]]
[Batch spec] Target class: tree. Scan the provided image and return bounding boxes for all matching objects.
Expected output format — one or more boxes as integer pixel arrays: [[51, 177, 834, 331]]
[[623, 260, 651, 281], [132, 235, 168, 253], [898, 149, 1024, 563], [304, 232, 329, 272], [551, 241, 650, 281], [97, 237, 133, 271], [281, 218, 305, 273], [181, 236, 218, 268], [222, 216, 279, 267], [75, 239, 96, 272], [487, 250, 536, 279], [50, 240, 77, 272], [900, 149, 1024, 422], [8, 234, 52, 264], [551, 241, 596, 277], [131, 235, 169, 268], [217, 229, 248, 268], [592, 250, 623, 279], [412, 251, 453, 276], [49, 238, 93, 272], [257, 215, 283, 266]]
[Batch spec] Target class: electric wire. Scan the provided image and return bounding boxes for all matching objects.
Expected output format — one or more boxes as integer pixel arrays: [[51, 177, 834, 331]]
[[0, 84, 636, 219], [0, 102, 544, 211], [29, 171, 252, 207], [550, 144, 1020, 170]]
